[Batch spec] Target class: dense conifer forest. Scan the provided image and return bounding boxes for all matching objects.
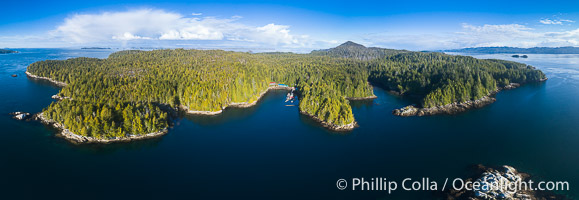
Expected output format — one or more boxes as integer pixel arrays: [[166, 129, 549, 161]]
[[27, 41, 545, 138]]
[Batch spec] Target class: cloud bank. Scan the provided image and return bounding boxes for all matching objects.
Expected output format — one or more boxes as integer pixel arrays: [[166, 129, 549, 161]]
[[1, 10, 578, 52], [539, 18, 575, 25], [51, 9, 309, 49], [362, 22, 579, 50]]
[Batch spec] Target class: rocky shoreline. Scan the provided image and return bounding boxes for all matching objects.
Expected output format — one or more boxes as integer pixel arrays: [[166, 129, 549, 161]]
[[393, 96, 497, 117], [393, 81, 545, 117], [36, 113, 168, 144], [444, 164, 569, 200], [346, 95, 378, 100], [181, 86, 292, 115], [25, 71, 68, 87], [25, 72, 349, 139], [299, 111, 357, 131]]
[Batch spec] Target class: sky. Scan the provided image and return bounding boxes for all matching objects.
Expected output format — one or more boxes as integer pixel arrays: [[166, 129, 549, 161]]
[[1, 0, 579, 52]]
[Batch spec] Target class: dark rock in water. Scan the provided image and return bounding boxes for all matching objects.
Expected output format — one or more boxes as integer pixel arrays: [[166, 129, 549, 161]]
[[11, 74, 17, 77], [443, 164, 570, 200], [512, 55, 520, 58], [10, 111, 30, 120], [521, 55, 528, 58]]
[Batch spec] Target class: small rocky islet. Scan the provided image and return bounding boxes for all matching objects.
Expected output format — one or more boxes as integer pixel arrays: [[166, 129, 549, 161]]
[[444, 165, 569, 200]]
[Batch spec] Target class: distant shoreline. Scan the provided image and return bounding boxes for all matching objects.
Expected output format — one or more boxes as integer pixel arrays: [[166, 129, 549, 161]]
[[443, 46, 579, 54], [0, 49, 18, 54]]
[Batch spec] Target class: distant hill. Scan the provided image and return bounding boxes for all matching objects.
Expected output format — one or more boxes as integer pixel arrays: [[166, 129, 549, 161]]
[[0, 49, 17, 54], [444, 46, 579, 54], [81, 47, 111, 49], [311, 41, 408, 60]]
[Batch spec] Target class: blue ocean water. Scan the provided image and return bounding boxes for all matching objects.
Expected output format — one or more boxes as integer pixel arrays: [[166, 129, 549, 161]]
[[0, 49, 577, 199]]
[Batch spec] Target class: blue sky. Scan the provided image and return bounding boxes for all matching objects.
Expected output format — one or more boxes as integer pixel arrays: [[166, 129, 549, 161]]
[[1, 0, 579, 52]]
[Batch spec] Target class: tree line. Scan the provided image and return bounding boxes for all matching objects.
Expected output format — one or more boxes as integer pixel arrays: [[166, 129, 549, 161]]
[[28, 42, 545, 137]]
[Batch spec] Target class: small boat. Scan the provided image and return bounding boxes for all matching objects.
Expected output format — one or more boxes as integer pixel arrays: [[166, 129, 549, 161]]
[[11, 74, 17, 77]]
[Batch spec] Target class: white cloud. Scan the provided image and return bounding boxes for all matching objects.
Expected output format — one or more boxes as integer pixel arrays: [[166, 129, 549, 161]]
[[361, 23, 579, 50], [539, 18, 575, 25], [112, 32, 151, 40], [51, 9, 309, 48]]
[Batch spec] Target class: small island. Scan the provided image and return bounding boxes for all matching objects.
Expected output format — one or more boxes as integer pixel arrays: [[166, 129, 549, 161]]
[[81, 47, 111, 49], [445, 165, 570, 200], [26, 41, 545, 143], [0, 49, 18, 54], [445, 46, 579, 54]]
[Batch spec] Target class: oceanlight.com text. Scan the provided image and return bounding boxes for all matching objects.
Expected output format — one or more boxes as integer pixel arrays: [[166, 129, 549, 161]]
[[336, 177, 569, 194]]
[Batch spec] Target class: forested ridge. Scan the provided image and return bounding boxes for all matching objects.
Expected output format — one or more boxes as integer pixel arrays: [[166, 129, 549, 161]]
[[27, 41, 545, 139]]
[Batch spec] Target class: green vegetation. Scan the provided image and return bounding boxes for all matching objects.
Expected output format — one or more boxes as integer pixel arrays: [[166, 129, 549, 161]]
[[311, 41, 408, 60], [27, 41, 545, 138], [367, 53, 546, 108]]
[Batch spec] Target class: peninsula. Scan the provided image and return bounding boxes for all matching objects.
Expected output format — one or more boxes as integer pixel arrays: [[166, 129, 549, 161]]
[[0, 49, 18, 54], [26, 41, 545, 143]]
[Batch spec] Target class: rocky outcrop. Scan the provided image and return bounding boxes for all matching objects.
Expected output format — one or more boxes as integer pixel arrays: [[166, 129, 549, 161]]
[[445, 165, 569, 200], [346, 95, 378, 100], [393, 96, 496, 117], [35, 113, 167, 144], [503, 83, 521, 90], [10, 112, 30, 120], [25, 71, 67, 87], [51, 94, 72, 100], [299, 111, 357, 131]]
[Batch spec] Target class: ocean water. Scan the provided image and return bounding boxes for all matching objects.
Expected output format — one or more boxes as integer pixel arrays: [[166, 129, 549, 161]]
[[0, 49, 577, 199]]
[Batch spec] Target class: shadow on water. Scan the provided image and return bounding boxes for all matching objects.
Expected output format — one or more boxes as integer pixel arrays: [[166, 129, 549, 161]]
[[181, 89, 286, 126], [26, 76, 65, 89], [348, 98, 375, 109], [30, 120, 165, 154], [182, 104, 261, 126], [69, 137, 165, 154]]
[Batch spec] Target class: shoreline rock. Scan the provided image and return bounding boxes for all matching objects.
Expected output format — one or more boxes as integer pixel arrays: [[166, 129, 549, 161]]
[[346, 95, 378, 100], [393, 80, 546, 117], [25, 71, 68, 87], [35, 113, 167, 144], [393, 96, 497, 117], [444, 164, 569, 200], [299, 111, 357, 131], [10, 112, 31, 120]]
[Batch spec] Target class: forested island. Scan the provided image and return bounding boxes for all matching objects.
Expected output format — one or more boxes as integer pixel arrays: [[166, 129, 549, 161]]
[[0, 49, 18, 54], [81, 47, 111, 49], [444, 46, 579, 54], [26, 41, 546, 143]]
